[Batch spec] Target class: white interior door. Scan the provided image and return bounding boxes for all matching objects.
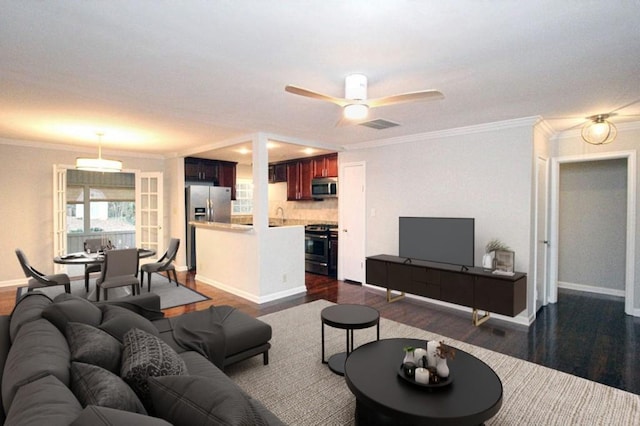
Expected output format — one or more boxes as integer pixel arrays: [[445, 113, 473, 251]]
[[137, 172, 163, 260], [52, 165, 67, 273], [339, 162, 366, 283], [535, 157, 549, 311]]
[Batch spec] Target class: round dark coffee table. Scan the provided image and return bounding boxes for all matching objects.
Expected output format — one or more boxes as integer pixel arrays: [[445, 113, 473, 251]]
[[345, 338, 502, 425], [321, 304, 380, 376]]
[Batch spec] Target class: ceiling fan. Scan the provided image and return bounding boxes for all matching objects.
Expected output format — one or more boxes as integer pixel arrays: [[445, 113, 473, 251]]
[[285, 74, 444, 122]]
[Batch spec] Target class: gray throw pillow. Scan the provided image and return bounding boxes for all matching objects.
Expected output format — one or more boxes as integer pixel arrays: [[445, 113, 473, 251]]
[[42, 295, 103, 333], [148, 375, 267, 426], [99, 305, 159, 342], [70, 362, 147, 415], [66, 322, 122, 373], [121, 328, 187, 410]]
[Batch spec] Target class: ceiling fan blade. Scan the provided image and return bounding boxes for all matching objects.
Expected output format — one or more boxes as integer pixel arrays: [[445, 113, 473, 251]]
[[367, 90, 444, 108], [285, 85, 349, 107]]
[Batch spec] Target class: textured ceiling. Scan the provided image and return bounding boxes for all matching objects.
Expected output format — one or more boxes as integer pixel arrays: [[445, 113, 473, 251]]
[[1, 1, 639, 161]]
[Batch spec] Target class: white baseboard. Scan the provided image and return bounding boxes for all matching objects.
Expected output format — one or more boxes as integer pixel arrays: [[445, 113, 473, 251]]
[[558, 281, 625, 298], [363, 283, 532, 326], [0, 278, 27, 288], [196, 275, 306, 304]]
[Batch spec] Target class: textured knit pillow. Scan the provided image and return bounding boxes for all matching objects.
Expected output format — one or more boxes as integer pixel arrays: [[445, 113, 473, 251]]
[[120, 328, 188, 409], [70, 361, 147, 415], [66, 322, 122, 373]]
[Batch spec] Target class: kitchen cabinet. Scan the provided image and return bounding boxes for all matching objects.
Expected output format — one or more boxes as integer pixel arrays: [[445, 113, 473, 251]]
[[269, 163, 288, 183], [286, 159, 313, 200], [312, 153, 338, 178], [185, 157, 218, 183], [185, 157, 237, 200], [366, 254, 527, 325]]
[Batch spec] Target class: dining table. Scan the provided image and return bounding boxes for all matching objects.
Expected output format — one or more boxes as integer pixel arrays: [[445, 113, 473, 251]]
[[53, 248, 156, 300]]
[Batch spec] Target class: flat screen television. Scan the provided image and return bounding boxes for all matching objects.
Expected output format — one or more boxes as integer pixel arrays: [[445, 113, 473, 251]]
[[399, 217, 475, 268]]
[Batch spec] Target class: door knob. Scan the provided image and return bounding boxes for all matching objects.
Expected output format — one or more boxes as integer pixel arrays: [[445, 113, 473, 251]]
[[343, 229, 348, 233]]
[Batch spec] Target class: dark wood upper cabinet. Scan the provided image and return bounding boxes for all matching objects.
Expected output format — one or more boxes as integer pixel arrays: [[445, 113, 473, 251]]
[[312, 153, 338, 178], [286, 159, 313, 201], [184, 157, 237, 200], [268, 163, 288, 183]]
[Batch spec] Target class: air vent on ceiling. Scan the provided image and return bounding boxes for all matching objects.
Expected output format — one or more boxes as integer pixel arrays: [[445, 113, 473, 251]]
[[358, 118, 400, 130]]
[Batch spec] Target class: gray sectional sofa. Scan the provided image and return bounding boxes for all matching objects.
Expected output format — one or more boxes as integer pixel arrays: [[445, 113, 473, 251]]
[[0, 291, 284, 425]]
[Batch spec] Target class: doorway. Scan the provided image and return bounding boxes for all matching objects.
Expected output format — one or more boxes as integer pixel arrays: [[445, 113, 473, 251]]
[[548, 151, 636, 315]]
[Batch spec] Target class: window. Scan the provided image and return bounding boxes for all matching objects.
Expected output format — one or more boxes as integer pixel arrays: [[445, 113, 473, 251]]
[[232, 179, 253, 214], [66, 170, 136, 251]]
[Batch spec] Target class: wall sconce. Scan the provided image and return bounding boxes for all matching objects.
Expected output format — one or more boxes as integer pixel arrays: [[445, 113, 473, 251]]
[[581, 114, 617, 145]]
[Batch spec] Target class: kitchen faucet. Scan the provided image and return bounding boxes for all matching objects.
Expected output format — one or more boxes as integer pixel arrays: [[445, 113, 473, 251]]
[[276, 207, 285, 225]]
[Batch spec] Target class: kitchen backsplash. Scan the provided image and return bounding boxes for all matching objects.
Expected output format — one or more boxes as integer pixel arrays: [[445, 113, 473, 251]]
[[232, 198, 337, 226]]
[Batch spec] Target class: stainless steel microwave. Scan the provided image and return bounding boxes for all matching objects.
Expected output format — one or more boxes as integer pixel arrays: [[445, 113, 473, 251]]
[[311, 177, 338, 198]]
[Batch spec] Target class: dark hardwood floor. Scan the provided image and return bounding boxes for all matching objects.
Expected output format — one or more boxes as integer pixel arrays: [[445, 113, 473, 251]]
[[2, 271, 638, 395]]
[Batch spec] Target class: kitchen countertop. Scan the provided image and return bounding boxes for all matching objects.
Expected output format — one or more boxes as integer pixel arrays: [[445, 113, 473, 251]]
[[189, 221, 254, 231]]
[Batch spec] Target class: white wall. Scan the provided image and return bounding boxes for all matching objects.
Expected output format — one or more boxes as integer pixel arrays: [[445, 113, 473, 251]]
[[0, 140, 167, 284], [341, 121, 535, 321]]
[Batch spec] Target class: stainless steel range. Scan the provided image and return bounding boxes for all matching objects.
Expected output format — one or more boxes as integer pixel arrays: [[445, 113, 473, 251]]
[[305, 224, 338, 276]]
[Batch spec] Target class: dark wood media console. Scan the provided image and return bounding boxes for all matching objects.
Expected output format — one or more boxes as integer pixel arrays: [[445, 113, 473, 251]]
[[366, 254, 527, 326]]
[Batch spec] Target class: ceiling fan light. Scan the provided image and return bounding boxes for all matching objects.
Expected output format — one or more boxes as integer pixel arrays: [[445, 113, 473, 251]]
[[581, 115, 617, 145], [344, 104, 369, 120]]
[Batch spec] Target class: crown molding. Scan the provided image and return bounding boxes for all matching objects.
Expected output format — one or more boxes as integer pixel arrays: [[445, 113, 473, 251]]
[[0, 136, 166, 160]]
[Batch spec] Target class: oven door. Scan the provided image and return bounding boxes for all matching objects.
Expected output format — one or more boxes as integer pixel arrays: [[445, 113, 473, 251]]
[[305, 233, 329, 262]]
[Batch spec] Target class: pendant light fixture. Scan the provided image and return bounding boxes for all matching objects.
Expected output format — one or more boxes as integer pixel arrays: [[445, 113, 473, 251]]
[[581, 114, 617, 145], [76, 133, 122, 172]]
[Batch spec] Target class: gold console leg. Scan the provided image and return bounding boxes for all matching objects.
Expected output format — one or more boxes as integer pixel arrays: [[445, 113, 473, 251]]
[[386, 288, 405, 303], [472, 309, 491, 326]]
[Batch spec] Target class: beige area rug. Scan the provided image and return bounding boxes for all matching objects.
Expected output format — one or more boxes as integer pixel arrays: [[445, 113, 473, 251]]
[[225, 300, 640, 425]]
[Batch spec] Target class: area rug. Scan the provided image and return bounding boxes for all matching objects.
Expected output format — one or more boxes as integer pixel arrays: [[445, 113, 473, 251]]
[[16, 273, 210, 310], [225, 300, 640, 425]]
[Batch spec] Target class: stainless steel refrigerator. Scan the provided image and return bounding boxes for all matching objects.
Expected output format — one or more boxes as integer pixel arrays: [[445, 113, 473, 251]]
[[186, 185, 232, 270]]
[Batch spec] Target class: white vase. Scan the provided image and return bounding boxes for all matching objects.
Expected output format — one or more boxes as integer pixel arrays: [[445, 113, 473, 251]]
[[426, 341, 439, 368], [436, 357, 450, 378], [482, 252, 494, 270], [403, 351, 415, 365]]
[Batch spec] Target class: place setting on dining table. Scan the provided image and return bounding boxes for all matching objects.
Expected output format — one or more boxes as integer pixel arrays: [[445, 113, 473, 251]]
[[16, 237, 209, 310]]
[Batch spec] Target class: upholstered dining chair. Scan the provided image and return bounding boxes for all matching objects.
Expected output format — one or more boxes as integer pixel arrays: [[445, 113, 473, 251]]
[[95, 248, 140, 301], [83, 238, 103, 292], [15, 248, 71, 293], [140, 238, 180, 292]]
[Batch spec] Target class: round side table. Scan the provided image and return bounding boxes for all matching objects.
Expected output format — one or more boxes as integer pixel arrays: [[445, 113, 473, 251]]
[[321, 304, 380, 375]]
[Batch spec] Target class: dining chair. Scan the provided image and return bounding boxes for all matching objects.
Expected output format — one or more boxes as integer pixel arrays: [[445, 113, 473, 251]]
[[83, 238, 104, 292], [95, 248, 140, 301], [15, 249, 71, 293], [140, 238, 180, 292]]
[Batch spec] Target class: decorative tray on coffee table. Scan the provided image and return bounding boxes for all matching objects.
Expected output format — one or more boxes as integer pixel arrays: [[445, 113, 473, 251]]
[[397, 366, 453, 388]]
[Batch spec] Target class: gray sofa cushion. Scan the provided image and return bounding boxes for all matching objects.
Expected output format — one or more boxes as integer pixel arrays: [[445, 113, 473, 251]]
[[71, 405, 172, 426], [8, 293, 52, 343], [121, 328, 187, 409], [148, 375, 268, 426], [70, 362, 146, 414], [99, 305, 159, 342], [66, 322, 122, 373], [1, 318, 70, 413], [42, 295, 103, 333], [4, 374, 82, 426]]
